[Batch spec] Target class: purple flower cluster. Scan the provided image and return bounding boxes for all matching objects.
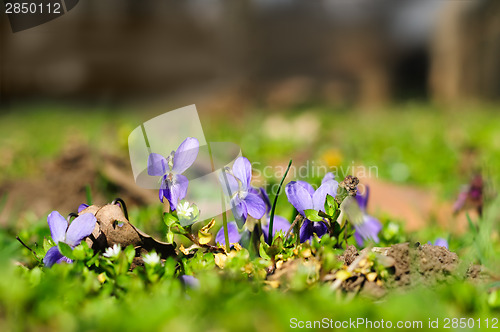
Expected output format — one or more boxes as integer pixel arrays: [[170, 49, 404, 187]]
[[285, 173, 381, 247]]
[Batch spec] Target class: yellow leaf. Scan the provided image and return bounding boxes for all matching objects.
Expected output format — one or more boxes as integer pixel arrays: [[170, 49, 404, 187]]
[[335, 270, 352, 282], [264, 280, 280, 289], [200, 218, 216, 233], [198, 219, 215, 245], [97, 273, 106, 284], [366, 272, 377, 282], [301, 249, 312, 258], [214, 253, 226, 269], [243, 263, 253, 274], [179, 245, 190, 255], [198, 231, 212, 245]]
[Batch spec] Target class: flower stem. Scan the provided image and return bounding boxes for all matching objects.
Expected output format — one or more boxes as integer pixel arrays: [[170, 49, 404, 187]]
[[268, 160, 292, 246], [285, 214, 303, 239], [220, 175, 231, 253], [206, 142, 231, 252], [16, 236, 41, 262], [111, 198, 129, 220], [85, 184, 93, 205]]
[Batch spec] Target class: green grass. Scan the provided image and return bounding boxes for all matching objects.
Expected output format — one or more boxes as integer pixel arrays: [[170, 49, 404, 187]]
[[1, 103, 500, 331]]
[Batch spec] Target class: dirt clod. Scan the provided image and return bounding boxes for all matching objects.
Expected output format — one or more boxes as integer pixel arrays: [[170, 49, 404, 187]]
[[386, 243, 459, 287], [339, 245, 358, 265]]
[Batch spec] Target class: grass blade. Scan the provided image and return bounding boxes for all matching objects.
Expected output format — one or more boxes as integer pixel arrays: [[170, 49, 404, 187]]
[[268, 160, 292, 245]]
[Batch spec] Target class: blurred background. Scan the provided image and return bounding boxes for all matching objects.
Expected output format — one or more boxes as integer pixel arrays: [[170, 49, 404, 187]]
[[2, 0, 500, 108], [1, 0, 499, 235]]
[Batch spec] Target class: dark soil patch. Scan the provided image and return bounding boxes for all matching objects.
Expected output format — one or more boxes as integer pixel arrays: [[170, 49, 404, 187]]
[[0, 145, 156, 228]]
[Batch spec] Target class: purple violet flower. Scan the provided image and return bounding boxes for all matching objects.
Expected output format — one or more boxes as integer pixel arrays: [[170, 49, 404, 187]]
[[215, 221, 242, 246], [353, 186, 382, 247], [147, 137, 199, 210], [220, 157, 266, 227], [78, 204, 89, 213], [256, 187, 272, 214], [180, 275, 200, 289], [261, 215, 291, 242], [43, 211, 97, 268], [453, 175, 483, 216], [429, 238, 449, 249], [285, 173, 338, 243]]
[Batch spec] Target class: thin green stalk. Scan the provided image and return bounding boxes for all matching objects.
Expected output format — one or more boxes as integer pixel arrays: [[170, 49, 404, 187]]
[[220, 171, 231, 252], [85, 184, 93, 205], [268, 160, 292, 246], [207, 142, 231, 252]]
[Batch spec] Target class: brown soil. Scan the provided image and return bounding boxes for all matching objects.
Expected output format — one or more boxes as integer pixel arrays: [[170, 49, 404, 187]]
[[338, 245, 358, 266], [0, 145, 157, 228], [386, 243, 459, 287], [335, 243, 461, 296]]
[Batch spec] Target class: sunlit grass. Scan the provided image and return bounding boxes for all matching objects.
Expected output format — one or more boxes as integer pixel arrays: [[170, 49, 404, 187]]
[[1, 103, 499, 330]]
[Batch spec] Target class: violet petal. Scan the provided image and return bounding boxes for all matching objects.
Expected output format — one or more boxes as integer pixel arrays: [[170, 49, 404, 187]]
[[299, 219, 314, 243], [312, 221, 328, 239], [232, 199, 248, 228], [159, 186, 165, 203], [299, 220, 327, 243], [172, 137, 199, 174], [354, 231, 364, 247], [453, 191, 467, 213], [219, 171, 240, 197], [216, 221, 242, 245], [147, 153, 168, 176], [65, 213, 97, 247], [232, 157, 252, 189], [354, 215, 382, 246], [56, 256, 73, 265], [312, 179, 338, 212], [285, 181, 313, 215], [321, 172, 336, 184], [244, 192, 266, 220], [259, 187, 272, 214], [356, 186, 370, 212], [77, 204, 89, 213], [433, 238, 449, 249], [297, 181, 315, 197], [180, 275, 200, 289], [262, 215, 291, 242], [43, 246, 64, 268], [47, 211, 68, 244], [167, 174, 189, 210]]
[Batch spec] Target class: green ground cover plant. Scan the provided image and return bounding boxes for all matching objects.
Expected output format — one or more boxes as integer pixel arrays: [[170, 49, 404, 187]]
[[1, 104, 499, 331]]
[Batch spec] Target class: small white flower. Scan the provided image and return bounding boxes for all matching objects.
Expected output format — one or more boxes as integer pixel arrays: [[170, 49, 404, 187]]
[[143, 252, 161, 266], [103, 244, 121, 259], [177, 201, 194, 218], [176, 200, 199, 226]]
